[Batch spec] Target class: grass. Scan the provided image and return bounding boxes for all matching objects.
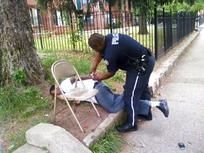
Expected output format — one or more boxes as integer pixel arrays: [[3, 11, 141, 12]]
[[6, 129, 26, 153], [0, 86, 50, 121], [91, 129, 124, 153], [35, 33, 90, 53]]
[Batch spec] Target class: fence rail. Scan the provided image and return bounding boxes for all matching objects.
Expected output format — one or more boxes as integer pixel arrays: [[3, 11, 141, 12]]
[[32, 8, 197, 59]]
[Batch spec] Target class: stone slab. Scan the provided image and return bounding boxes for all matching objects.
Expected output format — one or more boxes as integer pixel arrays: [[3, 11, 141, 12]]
[[13, 144, 48, 153], [26, 123, 92, 153]]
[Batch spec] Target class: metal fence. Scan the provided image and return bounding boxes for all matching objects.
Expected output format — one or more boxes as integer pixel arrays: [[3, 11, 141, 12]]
[[156, 11, 195, 58], [32, 8, 196, 59], [199, 13, 204, 25]]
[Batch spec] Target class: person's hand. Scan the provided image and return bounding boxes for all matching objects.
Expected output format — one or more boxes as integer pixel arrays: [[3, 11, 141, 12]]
[[90, 72, 95, 79], [91, 72, 103, 81], [91, 71, 115, 81]]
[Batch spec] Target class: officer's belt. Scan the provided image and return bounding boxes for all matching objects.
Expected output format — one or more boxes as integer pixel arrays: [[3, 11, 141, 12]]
[[127, 48, 152, 73]]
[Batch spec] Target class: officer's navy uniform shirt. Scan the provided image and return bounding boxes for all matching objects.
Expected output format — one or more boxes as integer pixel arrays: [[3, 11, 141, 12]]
[[102, 33, 147, 73]]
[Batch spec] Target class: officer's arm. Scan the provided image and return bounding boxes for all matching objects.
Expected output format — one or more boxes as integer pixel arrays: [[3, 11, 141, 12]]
[[93, 71, 115, 81], [91, 52, 102, 73]]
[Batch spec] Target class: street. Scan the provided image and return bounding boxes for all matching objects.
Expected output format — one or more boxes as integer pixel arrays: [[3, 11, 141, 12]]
[[120, 26, 204, 153]]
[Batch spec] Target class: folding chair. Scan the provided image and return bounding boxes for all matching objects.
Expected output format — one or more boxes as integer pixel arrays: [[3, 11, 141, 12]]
[[51, 59, 100, 132]]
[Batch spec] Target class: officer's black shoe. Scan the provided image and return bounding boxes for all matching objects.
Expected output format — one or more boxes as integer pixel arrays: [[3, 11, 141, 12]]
[[116, 123, 137, 133], [157, 99, 169, 117]]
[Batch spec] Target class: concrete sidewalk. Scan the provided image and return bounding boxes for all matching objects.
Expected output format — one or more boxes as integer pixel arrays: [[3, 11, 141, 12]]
[[12, 30, 199, 153]]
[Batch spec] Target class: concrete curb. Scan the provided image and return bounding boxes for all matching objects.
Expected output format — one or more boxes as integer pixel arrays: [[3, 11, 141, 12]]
[[83, 111, 124, 147], [83, 31, 200, 148]]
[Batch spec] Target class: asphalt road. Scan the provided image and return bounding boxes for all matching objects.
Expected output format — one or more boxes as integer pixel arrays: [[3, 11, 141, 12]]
[[120, 26, 204, 153]]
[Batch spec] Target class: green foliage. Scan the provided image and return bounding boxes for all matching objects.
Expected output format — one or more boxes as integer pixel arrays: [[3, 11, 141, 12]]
[[37, 0, 50, 9], [12, 68, 27, 85], [69, 57, 91, 74], [41, 56, 59, 82], [190, 0, 204, 12], [0, 86, 50, 121], [91, 129, 124, 153], [70, 31, 82, 48], [164, 0, 204, 13]]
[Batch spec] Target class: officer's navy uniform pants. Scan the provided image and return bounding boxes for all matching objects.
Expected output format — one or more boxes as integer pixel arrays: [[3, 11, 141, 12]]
[[124, 55, 155, 126]]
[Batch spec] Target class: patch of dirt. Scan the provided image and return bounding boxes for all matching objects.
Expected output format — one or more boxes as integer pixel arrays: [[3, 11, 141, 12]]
[[53, 100, 109, 141]]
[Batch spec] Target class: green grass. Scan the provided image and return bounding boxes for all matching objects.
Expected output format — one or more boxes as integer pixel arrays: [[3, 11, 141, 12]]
[[0, 86, 50, 121], [35, 34, 90, 53], [91, 129, 124, 153]]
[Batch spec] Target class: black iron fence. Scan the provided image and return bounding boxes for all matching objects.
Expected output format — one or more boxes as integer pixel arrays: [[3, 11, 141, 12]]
[[199, 13, 204, 25], [32, 8, 196, 59], [156, 11, 195, 58]]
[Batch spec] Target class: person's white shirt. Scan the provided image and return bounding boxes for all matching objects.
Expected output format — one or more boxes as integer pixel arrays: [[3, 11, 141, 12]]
[[60, 78, 98, 104]]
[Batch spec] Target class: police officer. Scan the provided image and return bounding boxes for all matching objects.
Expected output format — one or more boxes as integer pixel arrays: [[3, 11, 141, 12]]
[[88, 33, 155, 132]]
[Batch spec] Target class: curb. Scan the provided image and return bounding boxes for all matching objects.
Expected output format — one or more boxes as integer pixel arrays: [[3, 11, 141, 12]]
[[83, 31, 200, 148]]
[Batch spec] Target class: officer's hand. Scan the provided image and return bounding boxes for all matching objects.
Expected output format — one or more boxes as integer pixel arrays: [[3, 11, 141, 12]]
[[92, 72, 103, 81]]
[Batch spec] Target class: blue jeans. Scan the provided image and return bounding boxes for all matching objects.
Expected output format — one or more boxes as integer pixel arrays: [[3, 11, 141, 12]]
[[94, 82, 151, 115]]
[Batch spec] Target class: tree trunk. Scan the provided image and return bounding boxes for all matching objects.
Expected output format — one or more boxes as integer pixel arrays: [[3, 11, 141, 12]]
[[138, 14, 148, 34], [0, 0, 45, 86], [47, 2, 54, 32]]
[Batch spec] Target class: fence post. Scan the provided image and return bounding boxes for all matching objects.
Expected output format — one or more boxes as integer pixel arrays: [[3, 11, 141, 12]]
[[154, 1, 158, 60], [108, 0, 113, 34], [69, 11, 76, 50], [37, 8, 43, 49], [163, 8, 166, 51]]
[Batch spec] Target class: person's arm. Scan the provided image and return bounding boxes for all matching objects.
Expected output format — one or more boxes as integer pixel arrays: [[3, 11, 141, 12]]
[[92, 71, 115, 81], [90, 52, 102, 73], [70, 75, 92, 84]]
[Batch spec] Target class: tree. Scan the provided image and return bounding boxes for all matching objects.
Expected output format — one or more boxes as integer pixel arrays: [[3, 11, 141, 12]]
[[37, 0, 77, 32], [0, 0, 45, 86]]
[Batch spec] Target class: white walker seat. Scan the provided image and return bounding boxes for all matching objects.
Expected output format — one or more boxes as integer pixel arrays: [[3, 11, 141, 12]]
[[51, 59, 100, 132]]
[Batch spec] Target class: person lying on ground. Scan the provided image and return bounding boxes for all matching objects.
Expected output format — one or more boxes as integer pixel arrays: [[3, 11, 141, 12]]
[[50, 77, 169, 120]]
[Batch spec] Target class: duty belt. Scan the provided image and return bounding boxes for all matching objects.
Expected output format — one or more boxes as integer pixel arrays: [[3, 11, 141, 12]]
[[127, 48, 152, 73]]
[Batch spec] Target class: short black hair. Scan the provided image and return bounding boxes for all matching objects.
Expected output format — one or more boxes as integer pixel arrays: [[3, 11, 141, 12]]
[[88, 33, 105, 52], [49, 85, 55, 95]]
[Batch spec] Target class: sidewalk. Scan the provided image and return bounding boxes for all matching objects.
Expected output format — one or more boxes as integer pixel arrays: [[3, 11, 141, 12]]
[[12, 30, 199, 153]]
